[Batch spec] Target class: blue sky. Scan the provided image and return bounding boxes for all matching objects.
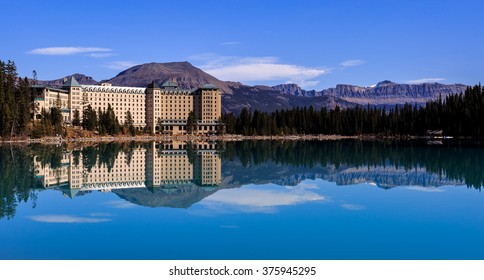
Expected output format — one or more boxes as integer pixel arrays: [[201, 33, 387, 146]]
[[1, 0, 482, 89]]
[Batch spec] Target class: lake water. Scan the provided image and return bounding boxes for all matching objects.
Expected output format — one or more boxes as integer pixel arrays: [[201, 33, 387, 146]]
[[0, 140, 483, 260]]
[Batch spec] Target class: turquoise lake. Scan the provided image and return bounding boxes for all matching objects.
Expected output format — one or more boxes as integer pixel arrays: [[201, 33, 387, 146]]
[[0, 140, 483, 260]]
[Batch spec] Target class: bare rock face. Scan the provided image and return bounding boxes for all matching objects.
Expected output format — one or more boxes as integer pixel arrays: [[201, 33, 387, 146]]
[[272, 83, 305, 96], [273, 80, 467, 106], [223, 84, 356, 115], [328, 81, 466, 99], [37, 73, 98, 87], [272, 83, 319, 97]]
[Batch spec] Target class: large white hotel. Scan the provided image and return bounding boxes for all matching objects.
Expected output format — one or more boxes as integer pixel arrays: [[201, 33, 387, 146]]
[[32, 76, 222, 134]]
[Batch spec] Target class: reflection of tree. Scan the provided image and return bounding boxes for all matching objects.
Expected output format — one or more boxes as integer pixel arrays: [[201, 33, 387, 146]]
[[80, 142, 144, 172], [31, 144, 64, 169], [81, 145, 97, 173], [123, 142, 137, 167], [0, 146, 37, 219], [222, 140, 484, 190], [185, 142, 196, 165], [72, 150, 81, 166], [98, 143, 121, 172]]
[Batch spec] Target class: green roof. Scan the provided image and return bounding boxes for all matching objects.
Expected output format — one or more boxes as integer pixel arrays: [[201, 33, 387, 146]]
[[63, 76, 80, 87], [162, 80, 178, 88], [146, 81, 160, 89], [32, 85, 69, 93], [201, 83, 218, 89]]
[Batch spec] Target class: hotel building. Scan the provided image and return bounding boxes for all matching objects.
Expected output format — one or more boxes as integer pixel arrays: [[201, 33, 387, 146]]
[[32, 77, 222, 134]]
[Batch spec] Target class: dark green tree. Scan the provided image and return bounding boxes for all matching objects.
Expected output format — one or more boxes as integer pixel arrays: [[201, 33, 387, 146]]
[[98, 104, 120, 135], [72, 109, 81, 126], [124, 110, 135, 136], [50, 107, 63, 135], [82, 104, 97, 131]]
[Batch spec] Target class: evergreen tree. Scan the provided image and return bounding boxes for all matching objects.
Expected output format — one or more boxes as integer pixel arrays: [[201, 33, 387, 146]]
[[124, 110, 135, 136], [222, 113, 237, 134], [50, 107, 63, 135], [239, 107, 252, 135], [72, 109, 81, 126], [98, 104, 120, 135], [82, 104, 97, 131], [14, 77, 31, 135]]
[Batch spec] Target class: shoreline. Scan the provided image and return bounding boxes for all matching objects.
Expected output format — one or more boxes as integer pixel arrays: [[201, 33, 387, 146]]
[[0, 134, 361, 144], [0, 134, 463, 144]]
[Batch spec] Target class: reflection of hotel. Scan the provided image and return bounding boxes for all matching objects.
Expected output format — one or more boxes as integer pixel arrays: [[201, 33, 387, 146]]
[[145, 141, 220, 189], [34, 142, 221, 197], [32, 77, 222, 134]]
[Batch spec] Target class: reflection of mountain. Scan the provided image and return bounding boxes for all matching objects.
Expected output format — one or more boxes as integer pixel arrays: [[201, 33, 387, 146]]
[[220, 160, 464, 190], [113, 186, 218, 209], [220, 160, 328, 188], [327, 166, 463, 189]]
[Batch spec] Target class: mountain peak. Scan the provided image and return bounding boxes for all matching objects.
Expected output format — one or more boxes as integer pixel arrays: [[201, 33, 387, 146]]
[[272, 83, 305, 96], [376, 80, 396, 87], [36, 73, 98, 87], [107, 61, 232, 93]]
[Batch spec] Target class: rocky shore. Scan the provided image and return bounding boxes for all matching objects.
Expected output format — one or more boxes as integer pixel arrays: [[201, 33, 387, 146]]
[[0, 134, 365, 144]]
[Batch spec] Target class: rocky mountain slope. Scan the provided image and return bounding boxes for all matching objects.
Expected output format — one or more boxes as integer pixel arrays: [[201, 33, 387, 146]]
[[274, 80, 467, 106], [104, 61, 234, 94], [223, 84, 356, 114], [37, 73, 98, 87]]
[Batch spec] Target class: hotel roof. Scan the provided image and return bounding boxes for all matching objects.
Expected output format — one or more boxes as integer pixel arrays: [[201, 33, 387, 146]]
[[63, 76, 80, 87], [147, 81, 160, 89], [201, 83, 218, 89], [162, 80, 178, 88]]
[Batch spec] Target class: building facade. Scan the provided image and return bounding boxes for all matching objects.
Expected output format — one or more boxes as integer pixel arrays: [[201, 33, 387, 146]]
[[32, 77, 222, 134]]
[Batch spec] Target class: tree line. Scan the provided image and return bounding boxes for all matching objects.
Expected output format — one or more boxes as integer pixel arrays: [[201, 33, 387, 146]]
[[80, 104, 135, 136], [223, 85, 484, 137], [0, 60, 31, 137]]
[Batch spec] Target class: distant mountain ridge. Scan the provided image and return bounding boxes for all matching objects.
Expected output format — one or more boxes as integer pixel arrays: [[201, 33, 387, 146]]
[[222, 84, 356, 114], [39, 61, 469, 114], [37, 73, 98, 87], [273, 80, 467, 106]]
